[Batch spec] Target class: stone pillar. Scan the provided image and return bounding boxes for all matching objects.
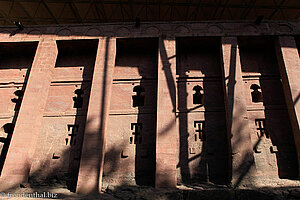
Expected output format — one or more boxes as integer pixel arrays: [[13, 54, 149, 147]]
[[275, 36, 300, 176], [76, 37, 116, 194], [155, 37, 178, 187], [0, 39, 58, 190], [221, 37, 255, 187]]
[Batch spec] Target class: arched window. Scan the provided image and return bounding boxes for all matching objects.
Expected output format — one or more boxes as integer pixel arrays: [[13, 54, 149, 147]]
[[193, 85, 204, 105], [0, 123, 14, 143], [11, 90, 24, 111], [132, 86, 145, 107], [250, 84, 263, 103], [73, 89, 84, 108]]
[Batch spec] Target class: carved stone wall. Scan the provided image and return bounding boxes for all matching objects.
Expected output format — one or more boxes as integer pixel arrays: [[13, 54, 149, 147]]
[[29, 40, 98, 191], [0, 21, 299, 40], [0, 42, 37, 175], [103, 38, 158, 187], [0, 21, 299, 192], [176, 37, 228, 185], [239, 37, 298, 181]]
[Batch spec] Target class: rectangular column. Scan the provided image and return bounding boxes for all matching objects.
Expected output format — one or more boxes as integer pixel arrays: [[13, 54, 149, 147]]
[[76, 37, 116, 194], [221, 37, 255, 187], [156, 37, 178, 187], [275, 36, 300, 175], [0, 39, 58, 190]]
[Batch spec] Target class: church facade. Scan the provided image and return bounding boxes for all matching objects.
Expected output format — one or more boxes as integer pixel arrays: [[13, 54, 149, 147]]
[[0, 21, 299, 193]]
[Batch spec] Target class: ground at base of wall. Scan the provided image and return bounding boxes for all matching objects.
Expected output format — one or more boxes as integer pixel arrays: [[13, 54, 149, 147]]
[[2, 183, 300, 200]]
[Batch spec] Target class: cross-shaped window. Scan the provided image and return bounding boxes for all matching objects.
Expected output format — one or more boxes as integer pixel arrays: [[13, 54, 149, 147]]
[[130, 123, 143, 144], [194, 121, 206, 141]]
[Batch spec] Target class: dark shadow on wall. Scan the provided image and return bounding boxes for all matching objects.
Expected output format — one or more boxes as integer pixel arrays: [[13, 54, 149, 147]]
[[238, 36, 298, 179], [201, 81, 228, 185], [56, 39, 97, 192], [28, 117, 123, 192], [0, 123, 14, 174], [260, 78, 298, 179], [0, 42, 38, 175], [176, 37, 229, 185], [102, 38, 158, 187], [61, 40, 98, 192], [28, 39, 98, 192], [134, 84, 157, 186], [294, 93, 300, 106], [294, 36, 300, 57], [177, 75, 191, 184]]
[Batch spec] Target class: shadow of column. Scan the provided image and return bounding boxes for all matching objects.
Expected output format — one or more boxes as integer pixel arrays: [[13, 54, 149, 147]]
[[176, 37, 229, 185], [0, 42, 38, 175], [102, 38, 157, 187]]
